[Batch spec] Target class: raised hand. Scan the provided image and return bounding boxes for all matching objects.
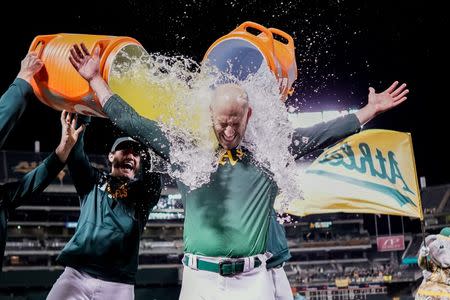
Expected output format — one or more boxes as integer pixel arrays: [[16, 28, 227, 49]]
[[69, 43, 101, 82], [356, 81, 409, 125], [55, 110, 85, 163], [368, 81, 409, 115], [17, 52, 44, 83], [68, 43, 113, 106]]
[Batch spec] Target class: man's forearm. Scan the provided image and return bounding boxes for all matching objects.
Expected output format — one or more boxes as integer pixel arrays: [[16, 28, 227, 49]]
[[55, 144, 72, 163], [6, 152, 65, 209], [90, 75, 113, 107], [355, 104, 377, 126], [291, 113, 361, 158]]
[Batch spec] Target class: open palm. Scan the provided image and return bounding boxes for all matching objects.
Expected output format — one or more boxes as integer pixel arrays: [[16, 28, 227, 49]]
[[69, 43, 101, 82], [368, 81, 409, 114], [60, 110, 84, 149]]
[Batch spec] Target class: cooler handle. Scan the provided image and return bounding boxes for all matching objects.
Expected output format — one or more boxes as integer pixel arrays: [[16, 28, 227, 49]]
[[268, 28, 294, 47], [238, 21, 274, 51], [29, 35, 57, 58]]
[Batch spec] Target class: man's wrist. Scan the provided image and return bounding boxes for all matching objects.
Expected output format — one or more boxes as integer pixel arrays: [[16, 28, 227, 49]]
[[55, 143, 73, 163], [88, 74, 113, 107], [364, 103, 378, 118], [16, 72, 32, 83], [356, 104, 378, 126], [89, 74, 103, 85]]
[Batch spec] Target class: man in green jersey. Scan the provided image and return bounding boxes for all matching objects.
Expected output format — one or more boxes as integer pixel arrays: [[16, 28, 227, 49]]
[[68, 43, 408, 300]]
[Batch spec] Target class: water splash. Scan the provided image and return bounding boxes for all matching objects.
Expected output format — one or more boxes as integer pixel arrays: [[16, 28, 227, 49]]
[[241, 66, 304, 211], [109, 46, 303, 209], [110, 48, 219, 188]]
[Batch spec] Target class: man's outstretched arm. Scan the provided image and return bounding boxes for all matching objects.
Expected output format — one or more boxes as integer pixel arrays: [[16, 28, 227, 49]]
[[290, 81, 409, 157]]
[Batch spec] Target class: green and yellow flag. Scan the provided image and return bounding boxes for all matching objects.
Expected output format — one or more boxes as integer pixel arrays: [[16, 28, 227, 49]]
[[276, 130, 423, 219]]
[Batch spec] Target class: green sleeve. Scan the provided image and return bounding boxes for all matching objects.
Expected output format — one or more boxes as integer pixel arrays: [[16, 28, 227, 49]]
[[103, 95, 170, 160], [0, 78, 34, 148], [266, 210, 291, 268], [67, 115, 98, 199], [290, 113, 361, 159], [130, 152, 162, 232], [3, 152, 65, 210]]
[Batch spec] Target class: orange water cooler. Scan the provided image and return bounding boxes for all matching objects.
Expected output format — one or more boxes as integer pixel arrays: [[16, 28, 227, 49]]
[[203, 21, 297, 100], [28, 34, 144, 117]]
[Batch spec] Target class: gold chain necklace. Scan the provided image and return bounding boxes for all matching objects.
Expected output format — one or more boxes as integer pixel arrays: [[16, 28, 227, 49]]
[[106, 181, 129, 199]]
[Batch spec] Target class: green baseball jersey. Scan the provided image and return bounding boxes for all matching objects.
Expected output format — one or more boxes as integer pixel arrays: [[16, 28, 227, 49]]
[[178, 148, 278, 257]]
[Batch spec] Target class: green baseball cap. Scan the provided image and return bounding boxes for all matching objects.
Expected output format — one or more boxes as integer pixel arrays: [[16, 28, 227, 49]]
[[110, 137, 140, 152]]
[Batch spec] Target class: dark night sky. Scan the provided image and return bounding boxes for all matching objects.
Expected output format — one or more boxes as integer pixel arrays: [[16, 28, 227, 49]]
[[0, 0, 448, 186]]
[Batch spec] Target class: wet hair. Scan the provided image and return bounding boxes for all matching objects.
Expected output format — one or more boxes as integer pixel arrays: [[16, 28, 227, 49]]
[[210, 83, 249, 110]]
